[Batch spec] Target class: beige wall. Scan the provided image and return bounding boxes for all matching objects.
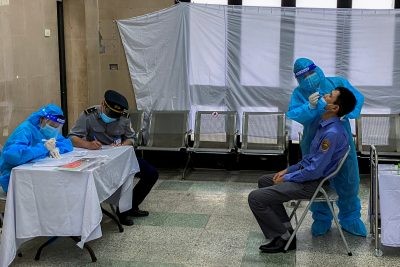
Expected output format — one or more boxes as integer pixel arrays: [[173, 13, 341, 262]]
[[65, 0, 174, 127], [0, 0, 174, 143], [98, 0, 174, 112], [0, 0, 61, 144], [63, 0, 99, 125]]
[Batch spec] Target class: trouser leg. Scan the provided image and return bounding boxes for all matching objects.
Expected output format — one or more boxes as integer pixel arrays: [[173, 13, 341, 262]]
[[131, 157, 159, 209], [249, 174, 319, 239]]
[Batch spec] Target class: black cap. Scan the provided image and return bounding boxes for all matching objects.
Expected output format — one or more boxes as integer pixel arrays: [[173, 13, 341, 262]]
[[104, 90, 129, 118]]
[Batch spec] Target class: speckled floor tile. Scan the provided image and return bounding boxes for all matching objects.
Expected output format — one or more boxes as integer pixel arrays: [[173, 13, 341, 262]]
[[189, 181, 227, 193], [140, 190, 186, 213], [240, 231, 295, 267], [205, 214, 260, 232], [155, 180, 193, 191], [186, 229, 248, 266], [127, 242, 194, 265], [133, 212, 209, 229], [163, 213, 210, 228], [9, 172, 400, 267], [174, 192, 225, 214]]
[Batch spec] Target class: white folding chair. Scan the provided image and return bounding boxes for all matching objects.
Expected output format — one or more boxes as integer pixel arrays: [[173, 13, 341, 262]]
[[0, 187, 6, 235], [284, 146, 352, 256]]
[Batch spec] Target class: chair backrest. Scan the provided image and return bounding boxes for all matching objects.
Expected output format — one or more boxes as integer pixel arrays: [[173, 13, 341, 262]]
[[129, 110, 145, 146], [356, 114, 400, 156], [0, 187, 6, 213], [129, 110, 144, 133], [320, 146, 350, 184], [193, 111, 237, 152], [145, 110, 189, 150], [241, 112, 286, 154]]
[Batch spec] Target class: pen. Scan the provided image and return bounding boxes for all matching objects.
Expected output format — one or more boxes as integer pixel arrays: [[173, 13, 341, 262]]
[[92, 135, 102, 149]]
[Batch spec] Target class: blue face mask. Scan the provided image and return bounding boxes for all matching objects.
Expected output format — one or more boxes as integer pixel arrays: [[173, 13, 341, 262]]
[[300, 73, 321, 93], [40, 124, 59, 139], [100, 112, 117, 124]]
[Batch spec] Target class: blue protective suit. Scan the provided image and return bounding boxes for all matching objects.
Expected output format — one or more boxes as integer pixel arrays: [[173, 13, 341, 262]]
[[286, 58, 367, 237], [0, 104, 73, 192]]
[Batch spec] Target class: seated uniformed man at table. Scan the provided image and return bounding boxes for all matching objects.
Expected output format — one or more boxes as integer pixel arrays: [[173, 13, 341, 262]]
[[248, 87, 357, 253], [0, 104, 73, 193], [68, 89, 159, 226]]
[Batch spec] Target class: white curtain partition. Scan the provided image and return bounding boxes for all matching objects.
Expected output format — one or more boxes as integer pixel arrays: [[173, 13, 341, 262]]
[[117, 3, 400, 138]]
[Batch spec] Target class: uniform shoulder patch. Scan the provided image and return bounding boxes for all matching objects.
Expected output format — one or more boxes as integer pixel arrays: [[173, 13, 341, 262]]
[[84, 106, 97, 115], [321, 139, 330, 152]]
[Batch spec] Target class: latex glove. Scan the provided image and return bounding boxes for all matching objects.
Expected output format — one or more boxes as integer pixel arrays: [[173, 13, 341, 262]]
[[44, 138, 56, 151], [49, 147, 61, 159], [308, 92, 320, 109]]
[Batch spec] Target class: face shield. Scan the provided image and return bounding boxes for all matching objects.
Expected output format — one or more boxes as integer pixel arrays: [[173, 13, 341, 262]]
[[40, 114, 65, 138], [295, 63, 321, 92]]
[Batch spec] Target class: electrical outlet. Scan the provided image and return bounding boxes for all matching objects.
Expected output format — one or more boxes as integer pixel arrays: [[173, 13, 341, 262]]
[[44, 29, 51, 37]]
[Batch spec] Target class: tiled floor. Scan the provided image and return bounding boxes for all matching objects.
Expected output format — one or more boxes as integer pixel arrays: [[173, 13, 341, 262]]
[[10, 169, 400, 266]]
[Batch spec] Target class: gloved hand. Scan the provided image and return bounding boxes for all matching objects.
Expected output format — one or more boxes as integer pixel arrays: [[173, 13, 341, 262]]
[[44, 138, 56, 151], [49, 147, 61, 159], [308, 92, 320, 109]]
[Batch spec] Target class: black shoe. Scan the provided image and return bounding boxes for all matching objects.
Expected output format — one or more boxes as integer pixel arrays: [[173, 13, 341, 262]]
[[259, 236, 280, 250], [116, 212, 134, 226], [129, 209, 149, 217], [260, 236, 296, 253]]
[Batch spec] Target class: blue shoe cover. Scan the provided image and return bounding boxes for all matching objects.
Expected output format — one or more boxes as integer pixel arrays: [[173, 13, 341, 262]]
[[311, 220, 332, 237], [340, 219, 367, 237]]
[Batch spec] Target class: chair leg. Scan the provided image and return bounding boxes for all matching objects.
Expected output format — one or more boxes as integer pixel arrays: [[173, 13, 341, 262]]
[[288, 200, 301, 225], [70, 237, 97, 262], [34, 236, 59, 260], [182, 151, 192, 180], [320, 189, 352, 256], [284, 199, 315, 252], [101, 206, 124, 233], [324, 199, 352, 256]]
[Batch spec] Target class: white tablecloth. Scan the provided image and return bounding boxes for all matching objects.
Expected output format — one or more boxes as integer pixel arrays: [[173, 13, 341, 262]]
[[0, 146, 139, 267], [378, 164, 400, 247]]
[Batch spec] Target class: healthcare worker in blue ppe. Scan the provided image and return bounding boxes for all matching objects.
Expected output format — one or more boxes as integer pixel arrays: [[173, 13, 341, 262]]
[[286, 58, 366, 237], [0, 104, 73, 192]]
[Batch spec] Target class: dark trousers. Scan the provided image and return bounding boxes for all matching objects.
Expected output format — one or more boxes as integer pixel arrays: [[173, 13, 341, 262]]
[[248, 174, 320, 239], [131, 157, 159, 210]]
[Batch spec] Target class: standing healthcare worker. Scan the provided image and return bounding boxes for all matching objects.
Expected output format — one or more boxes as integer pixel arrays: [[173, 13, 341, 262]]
[[286, 58, 366, 237], [0, 104, 73, 192]]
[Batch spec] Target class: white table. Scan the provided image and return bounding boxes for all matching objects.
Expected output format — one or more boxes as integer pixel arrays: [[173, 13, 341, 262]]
[[377, 164, 400, 247], [0, 146, 139, 267]]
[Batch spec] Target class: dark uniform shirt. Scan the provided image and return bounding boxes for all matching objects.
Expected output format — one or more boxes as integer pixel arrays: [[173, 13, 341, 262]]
[[284, 117, 349, 183], [68, 105, 136, 145]]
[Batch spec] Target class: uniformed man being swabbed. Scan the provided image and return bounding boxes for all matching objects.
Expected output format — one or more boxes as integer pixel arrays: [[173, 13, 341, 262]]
[[68, 90, 159, 226]]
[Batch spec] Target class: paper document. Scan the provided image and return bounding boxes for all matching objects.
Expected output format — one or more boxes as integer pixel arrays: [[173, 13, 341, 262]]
[[57, 157, 104, 171], [33, 157, 77, 167], [32, 150, 89, 167]]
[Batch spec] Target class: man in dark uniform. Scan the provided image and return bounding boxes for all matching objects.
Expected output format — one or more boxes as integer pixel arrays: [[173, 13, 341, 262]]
[[68, 90, 159, 226], [248, 87, 357, 253]]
